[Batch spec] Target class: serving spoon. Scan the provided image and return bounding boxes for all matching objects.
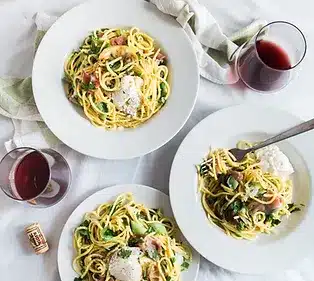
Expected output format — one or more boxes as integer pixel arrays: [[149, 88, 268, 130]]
[[229, 117, 314, 161]]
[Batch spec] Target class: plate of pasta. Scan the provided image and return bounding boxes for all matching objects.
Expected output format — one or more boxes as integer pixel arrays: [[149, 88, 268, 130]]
[[57, 184, 200, 281], [169, 105, 314, 274], [63, 27, 170, 130], [32, 0, 199, 159]]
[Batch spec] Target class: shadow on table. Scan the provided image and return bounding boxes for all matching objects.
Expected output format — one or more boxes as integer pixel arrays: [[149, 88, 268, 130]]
[[134, 99, 221, 193]]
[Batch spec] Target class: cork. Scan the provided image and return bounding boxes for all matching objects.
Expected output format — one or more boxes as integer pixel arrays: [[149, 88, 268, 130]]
[[25, 223, 49, 254]]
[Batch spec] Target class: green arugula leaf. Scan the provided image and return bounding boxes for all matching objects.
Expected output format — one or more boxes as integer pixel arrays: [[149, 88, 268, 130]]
[[77, 228, 89, 236], [80, 220, 90, 227], [111, 61, 121, 71], [146, 225, 154, 234], [118, 249, 132, 259], [158, 82, 167, 104], [288, 203, 302, 213], [101, 228, 114, 241], [160, 82, 166, 91], [181, 261, 190, 271], [226, 176, 239, 189], [271, 219, 281, 226], [135, 70, 143, 77], [230, 201, 242, 215], [81, 82, 95, 91], [160, 82, 167, 99], [160, 97, 166, 104], [148, 249, 159, 260], [170, 257, 176, 264], [74, 277, 83, 281], [128, 236, 144, 247], [166, 277, 172, 281], [77, 227, 90, 243], [90, 36, 102, 54], [97, 102, 108, 113], [265, 214, 272, 223], [265, 214, 281, 227], [77, 228, 89, 238], [290, 207, 301, 213], [237, 221, 245, 231]]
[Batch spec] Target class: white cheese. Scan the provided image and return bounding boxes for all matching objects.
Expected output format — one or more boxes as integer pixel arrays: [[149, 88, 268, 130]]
[[112, 75, 143, 116], [255, 145, 294, 179], [109, 247, 142, 281]]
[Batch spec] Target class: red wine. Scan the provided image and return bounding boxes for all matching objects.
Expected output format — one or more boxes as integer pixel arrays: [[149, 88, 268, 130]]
[[237, 40, 291, 92], [256, 40, 291, 70], [13, 151, 50, 200]]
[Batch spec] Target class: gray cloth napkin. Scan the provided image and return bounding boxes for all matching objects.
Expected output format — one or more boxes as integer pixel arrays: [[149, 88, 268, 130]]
[[150, 0, 267, 84], [1, 13, 59, 151]]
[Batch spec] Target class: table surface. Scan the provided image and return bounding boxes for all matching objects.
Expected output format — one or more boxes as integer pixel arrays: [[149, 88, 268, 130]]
[[1, 0, 314, 281]]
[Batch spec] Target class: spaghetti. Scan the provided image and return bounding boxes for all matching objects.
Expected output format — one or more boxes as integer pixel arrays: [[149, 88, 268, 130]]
[[73, 193, 191, 281], [197, 141, 302, 240], [64, 27, 170, 130]]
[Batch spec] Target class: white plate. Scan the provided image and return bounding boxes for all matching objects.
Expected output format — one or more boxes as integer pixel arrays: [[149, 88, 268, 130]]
[[32, 0, 199, 159], [57, 184, 200, 281], [169, 105, 314, 274]]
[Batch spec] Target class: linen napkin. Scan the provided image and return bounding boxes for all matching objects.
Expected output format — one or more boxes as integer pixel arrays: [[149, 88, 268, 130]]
[[149, 0, 267, 84], [2, 13, 60, 151], [1, 1, 267, 150]]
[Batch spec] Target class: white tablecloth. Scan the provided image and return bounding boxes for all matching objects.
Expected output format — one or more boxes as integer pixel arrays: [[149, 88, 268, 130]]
[[1, 0, 314, 280]]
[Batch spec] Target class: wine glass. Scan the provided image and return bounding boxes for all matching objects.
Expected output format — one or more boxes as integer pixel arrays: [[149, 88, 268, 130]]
[[235, 21, 307, 93], [0, 147, 71, 208]]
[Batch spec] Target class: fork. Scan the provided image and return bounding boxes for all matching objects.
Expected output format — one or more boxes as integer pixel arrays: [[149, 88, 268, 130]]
[[229, 117, 314, 162]]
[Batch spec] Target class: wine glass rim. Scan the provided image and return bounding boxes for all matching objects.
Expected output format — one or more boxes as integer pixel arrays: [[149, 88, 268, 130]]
[[254, 20, 307, 71], [0, 147, 52, 202]]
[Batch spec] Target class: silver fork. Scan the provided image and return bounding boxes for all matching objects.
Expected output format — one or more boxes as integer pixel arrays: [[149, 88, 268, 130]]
[[229, 118, 314, 162]]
